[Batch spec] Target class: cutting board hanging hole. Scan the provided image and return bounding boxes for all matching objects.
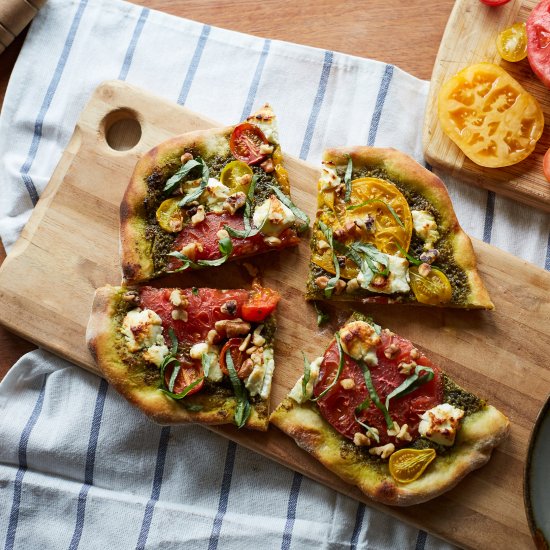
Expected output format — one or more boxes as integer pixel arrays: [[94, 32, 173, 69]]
[[102, 108, 142, 151]]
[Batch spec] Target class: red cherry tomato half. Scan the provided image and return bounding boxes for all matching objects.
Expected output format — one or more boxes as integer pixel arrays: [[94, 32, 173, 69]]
[[527, 0, 550, 89], [543, 149, 550, 183], [219, 338, 248, 378], [230, 123, 269, 165], [479, 0, 512, 5], [241, 287, 281, 322]]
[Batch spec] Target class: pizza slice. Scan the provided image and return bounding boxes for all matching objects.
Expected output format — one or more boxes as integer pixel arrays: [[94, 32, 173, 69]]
[[305, 147, 493, 308], [86, 284, 280, 430], [121, 104, 308, 284], [270, 312, 509, 505]]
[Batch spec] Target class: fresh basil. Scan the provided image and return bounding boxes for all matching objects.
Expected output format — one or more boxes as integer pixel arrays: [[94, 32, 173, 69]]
[[353, 414, 380, 443], [344, 156, 353, 203], [225, 349, 251, 428], [385, 365, 434, 411], [346, 242, 390, 286], [201, 353, 212, 378], [346, 199, 404, 229], [312, 333, 344, 401], [224, 175, 261, 238], [301, 352, 311, 399], [267, 184, 310, 232], [355, 396, 371, 413], [168, 364, 181, 392], [163, 158, 203, 195], [313, 301, 330, 326], [396, 243, 422, 266], [161, 377, 204, 400], [182, 403, 204, 412], [167, 237, 233, 271], [358, 360, 394, 430], [192, 287, 199, 296], [168, 327, 178, 355], [177, 157, 210, 207], [317, 220, 341, 298]]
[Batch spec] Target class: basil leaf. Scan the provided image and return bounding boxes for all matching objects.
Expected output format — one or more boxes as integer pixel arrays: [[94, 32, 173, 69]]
[[168, 327, 178, 355], [267, 185, 310, 231], [183, 403, 203, 412], [225, 349, 251, 428], [224, 224, 260, 239], [166, 251, 197, 272], [163, 158, 202, 195], [355, 396, 371, 413], [313, 301, 329, 326], [385, 365, 434, 411], [317, 221, 341, 298], [224, 175, 260, 238], [346, 198, 404, 229], [201, 353, 212, 378], [161, 377, 204, 400], [168, 364, 181, 392], [344, 156, 353, 203], [177, 157, 210, 207], [358, 360, 394, 429], [196, 237, 233, 267], [353, 414, 381, 443], [192, 287, 199, 296], [396, 243, 422, 266], [312, 333, 344, 401], [301, 352, 311, 399]]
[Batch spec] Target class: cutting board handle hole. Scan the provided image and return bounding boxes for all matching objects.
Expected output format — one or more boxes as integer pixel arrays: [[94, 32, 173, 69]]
[[103, 108, 142, 151]]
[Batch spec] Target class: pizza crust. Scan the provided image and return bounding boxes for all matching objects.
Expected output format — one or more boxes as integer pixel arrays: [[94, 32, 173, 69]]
[[270, 397, 509, 506], [86, 285, 269, 430], [308, 147, 493, 309]]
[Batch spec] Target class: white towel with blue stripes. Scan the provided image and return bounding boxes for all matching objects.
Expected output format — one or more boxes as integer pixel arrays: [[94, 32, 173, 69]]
[[0, 1, 547, 549]]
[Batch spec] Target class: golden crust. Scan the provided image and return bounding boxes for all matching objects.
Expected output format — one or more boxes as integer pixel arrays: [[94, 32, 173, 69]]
[[270, 398, 509, 506], [308, 147, 493, 309], [86, 285, 269, 430]]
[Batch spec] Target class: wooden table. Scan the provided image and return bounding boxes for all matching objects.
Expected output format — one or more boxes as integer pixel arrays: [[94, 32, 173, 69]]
[[0, 0, 455, 380]]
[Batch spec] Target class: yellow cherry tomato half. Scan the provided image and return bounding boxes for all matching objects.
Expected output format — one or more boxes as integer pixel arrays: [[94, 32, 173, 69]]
[[409, 266, 452, 305], [272, 146, 290, 195], [219, 160, 253, 195], [389, 448, 436, 484], [156, 197, 184, 233], [438, 63, 544, 168], [544, 148, 550, 183], [497, 23, 528, 62]]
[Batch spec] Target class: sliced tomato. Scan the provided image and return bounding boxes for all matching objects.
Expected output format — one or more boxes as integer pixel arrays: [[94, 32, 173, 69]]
[[219, 338, 249, 378], [527, 0, 550, 89], [230, 123, 269, 165], [497, 22, 528, 62], [544, 148, 550, 182], [314, 331, 443, 446], [479, 0, 511, 5], [164, 358, 204, 396], [241, 287, 280, 322]]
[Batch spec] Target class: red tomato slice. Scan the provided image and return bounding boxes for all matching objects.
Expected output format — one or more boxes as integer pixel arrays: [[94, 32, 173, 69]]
[[544, 148, 550, 182], [527, 0, 550, 89], [241, 287, 280, 322], [219, 338, 249, 378], [479, 0, 512, 5], [230, 123, 269, 165], [314, 331, 443, 446], [164, 357, 204, 396]]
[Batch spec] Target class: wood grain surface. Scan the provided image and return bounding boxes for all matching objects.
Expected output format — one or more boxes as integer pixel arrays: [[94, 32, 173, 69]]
[[0, 80, 547, 549], [0, 0, 455, 382], [423, 0, 550, 212]]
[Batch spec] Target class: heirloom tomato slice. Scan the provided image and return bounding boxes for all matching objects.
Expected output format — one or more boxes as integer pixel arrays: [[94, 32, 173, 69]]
[[438, 63, 544, 167], [479, 0, 512, 5], [497, 22, 528, 62], [156, 198, 184, 233], [527, 0, 550, 89], [409, 266, 452, 305], [230, 123, 269, 165], [219, 338, 249, 378], [219, 160, 253, 195]]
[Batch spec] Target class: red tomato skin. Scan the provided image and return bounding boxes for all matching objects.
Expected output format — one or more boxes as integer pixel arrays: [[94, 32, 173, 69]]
[[164, 359, 204, 395], [544, 148, 550, 182], [314, 331, 443, 446], [219, 338, 247, 377], [241, 288, 281, 322], [479, 0, 512, 5], [230, 123, 269, 165], [527, 0, 550, 89]]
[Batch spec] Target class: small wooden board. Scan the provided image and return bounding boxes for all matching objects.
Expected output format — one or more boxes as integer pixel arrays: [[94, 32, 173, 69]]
[[423, 0, 550, 212], [0, 80, 546, 549]]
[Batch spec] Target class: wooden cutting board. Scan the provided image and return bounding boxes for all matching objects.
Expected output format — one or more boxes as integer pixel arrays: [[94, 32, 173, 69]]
[[423, 0, 550, 212], [0, 80, 546, 549]]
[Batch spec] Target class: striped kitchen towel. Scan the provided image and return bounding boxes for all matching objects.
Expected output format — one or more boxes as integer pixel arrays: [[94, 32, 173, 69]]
[[0, 0, 545, 549]]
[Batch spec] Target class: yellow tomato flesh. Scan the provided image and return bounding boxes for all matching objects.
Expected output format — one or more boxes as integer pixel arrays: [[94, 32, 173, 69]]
[[497, 23, 528, 62], [438, 63, 544, 167], [156, 197, 184, 233], [312, 177, 412, 278], [389, 448, 436, 484], [219, 160, 253, 195], [409, 266, 452, 305]]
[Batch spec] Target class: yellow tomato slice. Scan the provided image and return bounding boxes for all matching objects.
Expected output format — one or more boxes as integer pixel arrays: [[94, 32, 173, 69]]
[[156, 198, 184, 233], [311, 178, 412, 278], [409, 266, 452, 305], [219, 160, 253, 194], [497, 23, 528, 63], [389, 448, 436, 484], [272, 146, 290, 195], [438, 63, 544, 168]]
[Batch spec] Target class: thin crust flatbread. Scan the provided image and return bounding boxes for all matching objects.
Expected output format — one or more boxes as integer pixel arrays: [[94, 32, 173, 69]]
[[306, 147, 493, 309], [87, 285, 274, 430]]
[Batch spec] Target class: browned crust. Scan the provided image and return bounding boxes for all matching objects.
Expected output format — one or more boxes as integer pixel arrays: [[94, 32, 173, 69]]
[[309, 146, 493, 309], [270, 397, 509, 506], [86, 285, 268, 430]]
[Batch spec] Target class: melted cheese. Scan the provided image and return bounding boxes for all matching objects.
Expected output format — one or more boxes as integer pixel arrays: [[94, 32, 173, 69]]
[[357, 253, 410, 294], [288, 357, 323, 404], [419, 403, 464, 446], [121, 308, 164, 352], [252, 195, 296, 236], [252, 119, 279, 144], [318, 163, 341, 191], [190, 342, 222, 382], [412, 210, 439, 247], [204, 178, 230, 212], [143, 344, 169, 367], [339, 321, 380, 364]]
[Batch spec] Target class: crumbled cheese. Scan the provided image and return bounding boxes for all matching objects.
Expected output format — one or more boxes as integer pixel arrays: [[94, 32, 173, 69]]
[[288, 357, 323, 404], [121, 308, 164, 352], [357, 253, 410, 294], [143, 344, 169, 367], [189, 342, 222, 382], [245, 349, 266, 397], [189, 342, 209, 360], [339, 321, 380, 364], [204, 178, 230, 212], [318, 162, 341, 191], [252, 195, 296, 236], [419, 403, 465, 446], [252, 119, 278, 144], [412, 210, 439, 249], [259, 348, 276, 400], [205, 352, 223, 382], [169, 289, 184, 307]]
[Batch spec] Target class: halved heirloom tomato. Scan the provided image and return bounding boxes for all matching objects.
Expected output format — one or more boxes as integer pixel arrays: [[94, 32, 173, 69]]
[[219, 160, 253, 195], [438, 63, 544, 167], [389, 448, 437, 484], [312, 177, 413, 279], [230, 123, 269, 165], [497, 22, 528, 62], [241, 286, 280, 322], [219, 338, 249, 379], [164, 358, 204, 396], [527, 0, 550, 89], [156, 198, 184, 233], [409, 266, 452, 305]]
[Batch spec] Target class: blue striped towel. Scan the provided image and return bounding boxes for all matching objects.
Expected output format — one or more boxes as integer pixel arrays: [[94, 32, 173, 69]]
[[1, 0, 546, 549]]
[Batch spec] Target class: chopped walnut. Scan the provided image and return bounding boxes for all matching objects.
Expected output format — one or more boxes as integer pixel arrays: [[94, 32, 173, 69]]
[[346, 278, 360, 293], [217, 229, 229, 240], [317, 239, 330, 252], [340, 378, 355, 390], [222, 191, 247, 215], [239, 358, 254, 378], [315, 276, 329, 289], [419, 248, 439, 265], [171, 309, 188, 322], [206, 329, 219, 345], [191, 205, 206, 226], [220, 300, 238, 316], [418, 262, 432, 277], [169, 290, 189, 309], [259, 143, 274, 155], [410, 348, 420, 360], [260, 158, 274, 173], [180, 242, 203, 261], [245, 346, 257, 355], [333, 279, 347, 295], [122, 291, 139, 304], [384, 343, 400, 360], [398, 361, 416, 375], [396, 424, 412, 442], [239, 333, 252, 351], [353, 432, 371, 447], [252, 325, 265, 347], [369, 443, 395, 459], [264, 236, 281, 247], [215, 318, 251, 338], [180, 152, 193, 164]]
